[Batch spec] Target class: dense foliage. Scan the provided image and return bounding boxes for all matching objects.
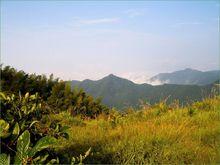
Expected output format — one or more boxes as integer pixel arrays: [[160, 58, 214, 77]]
[[48, 82, 108, 117], [0, 65, 109, 118], [0, 92, 91, 164], [1, 65, 58, 100], [0, 92, 59, 164], [0, 65, 108, 164]]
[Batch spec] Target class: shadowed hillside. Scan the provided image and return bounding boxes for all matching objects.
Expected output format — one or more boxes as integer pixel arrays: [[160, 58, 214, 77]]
[[70, 74, 215, 109]]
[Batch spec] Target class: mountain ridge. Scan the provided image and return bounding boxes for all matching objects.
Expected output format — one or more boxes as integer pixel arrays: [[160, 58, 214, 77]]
[[71, 68, 219, 86], [147, 68, 220, 85], [69, 68, 218, 109]]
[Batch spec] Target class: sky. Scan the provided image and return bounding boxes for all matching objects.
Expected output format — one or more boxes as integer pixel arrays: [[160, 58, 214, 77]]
[[1, 1, 219, 83]]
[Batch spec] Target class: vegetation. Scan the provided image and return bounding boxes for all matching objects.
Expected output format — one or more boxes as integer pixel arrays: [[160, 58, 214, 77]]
[[1, 65, 58, 100], [1, 65, 109, 118], [47, 81, 109, 117], [70, 74, 215, 109], [0, 92, 60, 164], [50, 96, 220, 164], [0, 91, 92, 164], [1, 65, 220, 164], [0, 65, 108, 164]]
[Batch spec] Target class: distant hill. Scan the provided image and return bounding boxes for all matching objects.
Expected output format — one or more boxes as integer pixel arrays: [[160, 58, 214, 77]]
[[70, 73, 215, 109], [147, 68, 220, 85]]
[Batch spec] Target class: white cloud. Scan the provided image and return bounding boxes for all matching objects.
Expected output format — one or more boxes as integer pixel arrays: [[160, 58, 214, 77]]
[[119, 71, 151, 84], [146, 79, 169, 86], [123, 9, 144, 18], [72, 17, 120, 26], [170, 21, 203, 28], [119, 71, 171, 85]]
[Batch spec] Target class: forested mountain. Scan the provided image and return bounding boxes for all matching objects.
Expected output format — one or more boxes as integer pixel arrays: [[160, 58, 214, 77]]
[[147, 68, 220, 85], [70, 74, 216, 109], [1, 65, 218, 110]]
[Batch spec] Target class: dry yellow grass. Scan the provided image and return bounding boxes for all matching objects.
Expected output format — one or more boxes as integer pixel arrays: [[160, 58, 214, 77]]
[[52, 96, 220, 164]]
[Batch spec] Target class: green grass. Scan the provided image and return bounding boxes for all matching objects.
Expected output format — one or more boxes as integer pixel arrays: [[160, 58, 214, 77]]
[[52, 97, 220, 164]]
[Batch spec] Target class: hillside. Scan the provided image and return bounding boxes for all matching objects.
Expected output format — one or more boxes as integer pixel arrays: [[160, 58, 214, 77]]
[[54, 96, 220, 164], [147, 68, 220, 85], [70, 74, 214, 109]]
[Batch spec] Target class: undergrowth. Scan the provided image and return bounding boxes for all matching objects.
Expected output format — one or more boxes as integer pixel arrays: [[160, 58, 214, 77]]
[[52, 96, 220, 164]]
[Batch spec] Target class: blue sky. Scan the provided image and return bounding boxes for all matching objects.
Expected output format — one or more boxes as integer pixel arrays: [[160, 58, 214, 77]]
[[1, 1, 219, 83]]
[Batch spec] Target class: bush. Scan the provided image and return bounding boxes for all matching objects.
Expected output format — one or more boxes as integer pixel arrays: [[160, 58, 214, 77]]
[[0, 92, 69, 164]]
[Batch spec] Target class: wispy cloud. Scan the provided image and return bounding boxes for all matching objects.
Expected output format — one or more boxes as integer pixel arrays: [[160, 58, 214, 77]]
[[79, 18, 120, 25], [72, 17, 120, 27], [170, 21, 203, 28], [119, 71, 151, 84], [123, 9, 144, 18]]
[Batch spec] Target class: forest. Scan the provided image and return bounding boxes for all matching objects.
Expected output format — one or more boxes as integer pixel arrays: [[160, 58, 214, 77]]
[[0, 65, 220, 164]]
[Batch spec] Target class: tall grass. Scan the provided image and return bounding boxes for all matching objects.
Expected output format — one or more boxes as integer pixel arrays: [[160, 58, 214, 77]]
[[52, 97, 220, 164]]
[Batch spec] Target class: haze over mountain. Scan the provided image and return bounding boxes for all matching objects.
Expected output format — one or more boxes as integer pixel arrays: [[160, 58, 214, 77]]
[[147, 68, 220, 85], [70, 68, 218, 109]]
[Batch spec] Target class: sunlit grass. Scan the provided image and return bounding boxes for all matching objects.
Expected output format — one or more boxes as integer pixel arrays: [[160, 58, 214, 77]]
[[53, 96, 220, 164]]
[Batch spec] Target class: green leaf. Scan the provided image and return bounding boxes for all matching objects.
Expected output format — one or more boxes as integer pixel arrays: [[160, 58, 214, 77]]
[[0, 119, 10, 138], [29, 121, 39, 128], [0, 154, 10, 165], [20, 121, 26, 131], [30, 104, 36, 112], [46, 158, 59, 165], [28, 136, 56, 157], [33, 154, 49, 164], [71, 157, 76, 165], [0, 92, 6, 100], [11, 122, 20, 141], [84, 147, 91, 158], [11, 94, 15, 100], [39, 154, 49, 163], [14, 130, 30, 164], [17, 130, 30, 153], [29, 94, 36, 100], [21, 105, 27, 114], [6, 96, 11, 101], [0, 119, 9, 131], [25, 92, 29, 100], [54, 123, 60, 132]]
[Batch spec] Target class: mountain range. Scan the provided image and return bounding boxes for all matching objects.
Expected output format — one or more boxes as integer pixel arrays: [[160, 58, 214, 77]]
[[69, 68, 219, 109], [147, 68, 220, 85]]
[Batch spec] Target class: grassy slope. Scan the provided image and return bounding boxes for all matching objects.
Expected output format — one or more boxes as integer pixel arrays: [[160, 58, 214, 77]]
[[52, 97, 220, 164]]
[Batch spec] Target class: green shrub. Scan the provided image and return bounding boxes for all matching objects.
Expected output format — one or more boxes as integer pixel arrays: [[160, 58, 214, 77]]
[[0, 92, 69, 164]]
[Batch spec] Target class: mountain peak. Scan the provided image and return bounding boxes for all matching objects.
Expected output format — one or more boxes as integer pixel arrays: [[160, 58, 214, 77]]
[[184, 68, 193, 71], [148, 68, 219, 85], [183, 68, 199, 72], [100, 74, 134, 84], [103, 74, 125, 80], [108, 74, 117, 77]]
